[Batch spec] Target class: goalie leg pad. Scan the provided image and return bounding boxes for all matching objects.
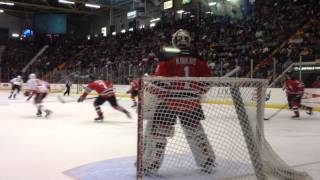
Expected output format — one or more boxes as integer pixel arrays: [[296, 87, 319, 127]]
[[142, 137, 167, 176], [142, 120, 175, 175], [181, 120, 216, 173]]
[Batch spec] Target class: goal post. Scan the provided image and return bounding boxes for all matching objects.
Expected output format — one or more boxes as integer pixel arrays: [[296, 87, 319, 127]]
[[229, 85, 266, 180], [137, 77, 312, 180]]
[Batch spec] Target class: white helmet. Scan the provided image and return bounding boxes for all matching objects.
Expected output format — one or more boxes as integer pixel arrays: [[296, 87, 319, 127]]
[[172, 29, 191, 48], [29, 73, 36, 79], [17, 75, 22, 79]]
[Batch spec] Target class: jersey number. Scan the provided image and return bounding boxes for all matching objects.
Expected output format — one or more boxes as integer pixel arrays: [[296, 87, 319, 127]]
[[183, 66, 190, 89], [98, 80, 108, 89], [184, 66, 190, 77]]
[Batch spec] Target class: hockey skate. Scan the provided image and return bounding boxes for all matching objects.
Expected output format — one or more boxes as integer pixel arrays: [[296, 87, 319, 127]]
[[44, 110, 52, 118], [36, 110, 42, 117], [94, 116, 104, 122], [8, 94, 12, 99], [306, 108, 313, 115], [291, 112, 300, 119]]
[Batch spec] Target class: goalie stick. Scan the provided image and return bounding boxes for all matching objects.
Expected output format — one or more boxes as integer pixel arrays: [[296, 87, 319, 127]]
[[57, 95, 97, 104]]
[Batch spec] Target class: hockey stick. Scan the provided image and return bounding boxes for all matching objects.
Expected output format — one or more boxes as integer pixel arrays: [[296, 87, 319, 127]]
[[57, 95, 97, 104], [264, 104, 288, 120]]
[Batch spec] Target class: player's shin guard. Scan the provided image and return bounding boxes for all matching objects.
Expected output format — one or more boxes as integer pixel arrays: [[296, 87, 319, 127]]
[[113, 105, 131, 118], [8, 91, 13, 99], [131, 96, 137, 107], [292, 106, 300, 118], [181, 123, 216, 173], [94, 105, 103, 119], [142, 122, 174, 176], [36, 104, 43, 116]]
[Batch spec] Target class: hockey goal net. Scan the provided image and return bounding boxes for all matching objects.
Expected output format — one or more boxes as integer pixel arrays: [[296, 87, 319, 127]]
[[137, 77, 312, 180]]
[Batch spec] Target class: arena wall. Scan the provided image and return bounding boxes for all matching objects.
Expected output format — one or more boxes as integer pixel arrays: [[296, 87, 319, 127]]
[[1, 83, 319, 111]]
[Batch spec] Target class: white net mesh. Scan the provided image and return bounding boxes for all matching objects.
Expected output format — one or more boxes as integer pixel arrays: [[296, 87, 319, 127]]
[[137, 77, 312, 180]]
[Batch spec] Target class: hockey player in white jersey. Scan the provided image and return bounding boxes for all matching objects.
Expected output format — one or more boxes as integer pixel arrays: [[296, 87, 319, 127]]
[[8, 75, 23, 99], [25, 73, 52, 118]]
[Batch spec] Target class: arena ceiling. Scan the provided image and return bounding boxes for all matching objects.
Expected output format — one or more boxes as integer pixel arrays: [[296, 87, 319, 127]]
[[0, 0, 131, 16]]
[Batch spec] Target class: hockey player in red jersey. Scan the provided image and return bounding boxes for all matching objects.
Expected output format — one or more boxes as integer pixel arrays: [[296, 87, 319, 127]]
[[126, 76, 139, 107], [142, 29, 216, 176], [284, 73, 312, 118], [78, 75, 131, 122]]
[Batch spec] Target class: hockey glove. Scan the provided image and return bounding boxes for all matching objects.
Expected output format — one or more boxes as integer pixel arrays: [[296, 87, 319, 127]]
[[265, 90, 271, 101], [24, 91, 30, 97]]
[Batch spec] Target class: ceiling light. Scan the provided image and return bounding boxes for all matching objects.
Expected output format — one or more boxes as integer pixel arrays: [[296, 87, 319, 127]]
[[208, 2, 217, 6], [150, 18, 160, 22], [85, 3, 101, 8], [150, 23, 156, 27], [0, 2, 14, 6], [177, 10, 184, 14], [58, 0, 75, 4], [12, 33, 19, 38]]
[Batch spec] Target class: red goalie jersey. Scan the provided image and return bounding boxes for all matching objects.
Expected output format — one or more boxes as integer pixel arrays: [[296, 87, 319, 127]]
[[284, 79, 304, 96], [154, 49, 211, 77], [152, 49, 212, 112], [82, 80, 115, 98]]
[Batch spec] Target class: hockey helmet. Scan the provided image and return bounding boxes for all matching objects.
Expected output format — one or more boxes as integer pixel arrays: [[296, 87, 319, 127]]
[[29, 73, 36, 79]]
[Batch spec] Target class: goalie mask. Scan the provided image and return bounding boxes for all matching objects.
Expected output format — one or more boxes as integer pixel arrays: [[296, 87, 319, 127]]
[[172, 29, 191, 49]]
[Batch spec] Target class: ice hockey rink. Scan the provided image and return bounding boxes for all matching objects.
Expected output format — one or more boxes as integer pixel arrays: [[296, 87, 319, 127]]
[[0, 91, 319, 180]]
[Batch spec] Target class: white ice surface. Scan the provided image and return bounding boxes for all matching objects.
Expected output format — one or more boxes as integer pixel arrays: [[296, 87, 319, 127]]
[[0, 91, 319, 180]]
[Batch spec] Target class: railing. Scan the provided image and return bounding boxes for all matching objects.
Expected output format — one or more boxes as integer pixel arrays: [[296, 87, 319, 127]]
[[0, 45, 6, 82], [43, 63, 155, 84], [21, 45, 49, 74]]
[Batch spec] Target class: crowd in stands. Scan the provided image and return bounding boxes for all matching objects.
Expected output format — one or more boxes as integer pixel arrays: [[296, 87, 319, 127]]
[[0, 0, 319, 85], [0, 39, 40, 81]]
